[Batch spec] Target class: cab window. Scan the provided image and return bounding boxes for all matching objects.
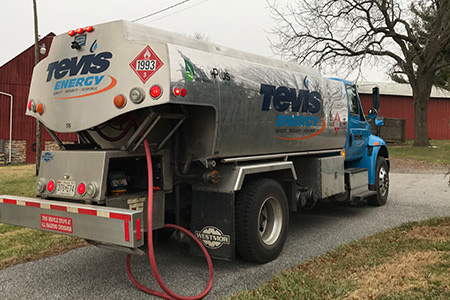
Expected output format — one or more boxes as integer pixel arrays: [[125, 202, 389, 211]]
[[346, 84, 366, 122], [346, 85, 358, 115]]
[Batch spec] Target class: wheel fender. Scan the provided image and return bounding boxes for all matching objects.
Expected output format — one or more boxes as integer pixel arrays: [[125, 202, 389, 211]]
[[352, 134, 389, 186]]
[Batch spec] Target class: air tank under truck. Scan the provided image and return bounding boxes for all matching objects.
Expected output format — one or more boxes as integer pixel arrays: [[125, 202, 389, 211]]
[[0, 20, 389, 264]]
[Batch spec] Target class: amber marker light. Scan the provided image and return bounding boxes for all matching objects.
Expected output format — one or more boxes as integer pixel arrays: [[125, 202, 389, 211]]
[[36, 103, 44, 115], [114, 94, 127, 108]]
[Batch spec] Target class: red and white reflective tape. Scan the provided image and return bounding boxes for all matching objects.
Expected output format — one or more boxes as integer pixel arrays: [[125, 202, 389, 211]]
[[0, 197, 140, 242]]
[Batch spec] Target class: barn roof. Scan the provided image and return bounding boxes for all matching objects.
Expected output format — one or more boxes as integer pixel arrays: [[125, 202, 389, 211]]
[[357, 82, 450, 99]]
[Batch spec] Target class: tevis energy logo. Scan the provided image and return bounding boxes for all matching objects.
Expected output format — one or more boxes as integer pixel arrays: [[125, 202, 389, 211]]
[[47, 52, 117, 99], [260, 83, 326, 140], [46, 52, 112, 82]]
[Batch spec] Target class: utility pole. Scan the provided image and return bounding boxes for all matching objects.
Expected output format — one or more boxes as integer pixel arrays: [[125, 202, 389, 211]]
[[33, 0, 41, 175]]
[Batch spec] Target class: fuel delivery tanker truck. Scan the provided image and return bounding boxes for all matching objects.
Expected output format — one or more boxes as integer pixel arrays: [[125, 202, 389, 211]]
[[0, 20, 389, 265]]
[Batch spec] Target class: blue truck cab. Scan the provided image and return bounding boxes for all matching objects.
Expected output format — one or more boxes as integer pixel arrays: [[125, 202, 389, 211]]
[[331, 78, 390, 206]]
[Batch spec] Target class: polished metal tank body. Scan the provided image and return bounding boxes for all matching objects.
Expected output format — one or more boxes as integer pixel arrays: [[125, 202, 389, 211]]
[[28, 20, 348, 161]]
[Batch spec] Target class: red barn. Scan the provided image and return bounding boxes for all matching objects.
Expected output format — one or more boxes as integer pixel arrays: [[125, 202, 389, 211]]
[[358, 82, 450, 140], [0, 33, 77, 164]]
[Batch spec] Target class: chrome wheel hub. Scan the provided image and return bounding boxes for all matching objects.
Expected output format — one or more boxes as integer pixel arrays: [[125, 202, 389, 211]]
[[378, 166, 389, 197], [258, 196, 283, 246]]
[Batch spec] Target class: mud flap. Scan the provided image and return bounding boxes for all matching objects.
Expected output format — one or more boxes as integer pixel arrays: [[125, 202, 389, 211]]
[[190, 191, 235, 261]]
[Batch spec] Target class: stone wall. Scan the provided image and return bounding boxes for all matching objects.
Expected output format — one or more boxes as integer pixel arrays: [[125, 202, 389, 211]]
[[0, 140, 27, 165], [45, 141, 63, 152], [0, 140, 5, 165], [0, 140, 67, 165]]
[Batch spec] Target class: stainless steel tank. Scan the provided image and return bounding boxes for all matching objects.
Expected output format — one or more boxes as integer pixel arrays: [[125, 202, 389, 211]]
[[27, 20, 348, 161]]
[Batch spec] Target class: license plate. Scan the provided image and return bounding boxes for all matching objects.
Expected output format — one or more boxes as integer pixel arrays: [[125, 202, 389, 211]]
[[56, 180, 76, 196]]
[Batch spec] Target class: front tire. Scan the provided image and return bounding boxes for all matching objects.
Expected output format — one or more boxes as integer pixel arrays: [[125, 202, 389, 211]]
[[235, 178, 289, 263], [368, 156, 389, 206]]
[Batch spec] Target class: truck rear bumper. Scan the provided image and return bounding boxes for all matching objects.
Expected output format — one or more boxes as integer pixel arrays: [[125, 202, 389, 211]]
[[0, 195, 144, 248]]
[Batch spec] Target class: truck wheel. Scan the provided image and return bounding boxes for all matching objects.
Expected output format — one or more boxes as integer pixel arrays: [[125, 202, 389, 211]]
[[368, 156, 389, 206], [235, 178, 289, 263]]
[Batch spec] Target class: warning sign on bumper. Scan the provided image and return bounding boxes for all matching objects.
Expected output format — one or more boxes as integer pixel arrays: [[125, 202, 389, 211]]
[[41, 214, 73, 233]]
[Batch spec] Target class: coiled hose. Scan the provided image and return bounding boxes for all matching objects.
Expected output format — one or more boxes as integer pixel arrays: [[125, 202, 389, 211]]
[[125, 139, 214, 299]]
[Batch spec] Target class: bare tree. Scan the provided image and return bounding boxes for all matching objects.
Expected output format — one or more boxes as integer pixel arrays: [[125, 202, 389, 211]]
[[268, 0, 450, 147]]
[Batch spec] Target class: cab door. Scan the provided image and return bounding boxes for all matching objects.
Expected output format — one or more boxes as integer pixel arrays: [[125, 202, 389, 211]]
[[344, 84, 371, 161]]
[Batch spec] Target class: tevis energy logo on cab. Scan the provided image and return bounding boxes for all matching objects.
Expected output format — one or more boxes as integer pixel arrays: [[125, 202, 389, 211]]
[[260, 83, 326, 140], [47, 52, 117, 99]]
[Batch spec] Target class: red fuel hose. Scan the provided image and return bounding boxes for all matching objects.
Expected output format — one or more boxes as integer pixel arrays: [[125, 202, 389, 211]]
[[126, 139, 214, 300]]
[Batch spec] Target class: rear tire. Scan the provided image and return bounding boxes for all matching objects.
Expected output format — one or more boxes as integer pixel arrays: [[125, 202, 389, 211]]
[[235, 178, 289, 263], [368, 156, 389, 206]]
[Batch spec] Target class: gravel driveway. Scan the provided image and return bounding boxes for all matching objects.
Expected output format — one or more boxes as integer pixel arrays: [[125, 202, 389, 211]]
[[0, 161, 449, 300]]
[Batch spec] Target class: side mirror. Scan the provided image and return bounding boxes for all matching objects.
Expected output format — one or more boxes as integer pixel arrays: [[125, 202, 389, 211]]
[[375, 117, 385, 126], [368, 108, 378, 120], [372, 87, 379, 110]]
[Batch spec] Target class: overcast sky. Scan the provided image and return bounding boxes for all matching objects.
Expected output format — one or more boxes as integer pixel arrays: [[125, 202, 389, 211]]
[[0, 0, 387, 81]]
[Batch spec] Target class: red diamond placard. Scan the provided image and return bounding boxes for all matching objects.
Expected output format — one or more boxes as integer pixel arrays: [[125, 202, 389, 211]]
[[333, 112, 341, 134], [130, 45, 164, 84]]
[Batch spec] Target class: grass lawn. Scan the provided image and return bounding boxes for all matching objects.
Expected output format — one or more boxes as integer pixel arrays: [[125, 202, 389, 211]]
[[230, 217, 450, 300], [0, 164, 86, 270], [0, 164, 37, 197], [389, 140, 450, 165]]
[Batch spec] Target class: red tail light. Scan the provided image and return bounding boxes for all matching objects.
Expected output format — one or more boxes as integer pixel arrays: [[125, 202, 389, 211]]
[[68, 30, 76, 36], [76, 28, 85, 34], [85, 26, 94, 32], [150, 85, 162, 99], [77, 182, 86, 196], [173, 87, 181, 97], [47, 180, 55, 193], [172, 87, 187, 97]]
